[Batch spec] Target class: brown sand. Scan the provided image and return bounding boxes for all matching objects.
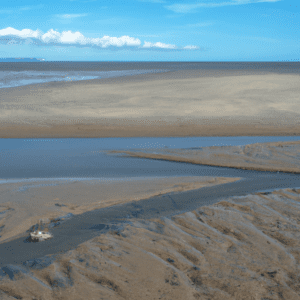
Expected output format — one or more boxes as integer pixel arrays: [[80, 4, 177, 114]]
[[1, 69, 300, 298], [1, 187, 300, 300], [0, 176, 241, 244], [1, 71, 300, 137], [1, 142, 300, 299], [110, 140, 300, 174]]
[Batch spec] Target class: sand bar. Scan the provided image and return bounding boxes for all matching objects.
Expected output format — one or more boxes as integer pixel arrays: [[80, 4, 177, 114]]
[[110, 140, 300, 174], [0, 176, 241, 244], [1, 70, 300, 138]]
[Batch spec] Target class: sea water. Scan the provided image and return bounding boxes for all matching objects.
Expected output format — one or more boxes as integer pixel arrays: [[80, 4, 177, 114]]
[[0, 61, 299, 89], [0, 69, 168, 89], [0, 136, 299, 181]]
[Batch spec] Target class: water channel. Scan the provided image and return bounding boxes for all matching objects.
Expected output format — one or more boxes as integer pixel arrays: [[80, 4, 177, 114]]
[[1, 136, 299, 181], [0, 136, 299, 267]]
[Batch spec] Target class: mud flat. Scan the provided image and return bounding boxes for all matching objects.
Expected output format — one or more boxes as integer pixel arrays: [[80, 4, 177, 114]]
[[0, 141, 299, 299], [109, 140, 300, 174], [0, 187, 300, 300], [0, 176, 240, 244]]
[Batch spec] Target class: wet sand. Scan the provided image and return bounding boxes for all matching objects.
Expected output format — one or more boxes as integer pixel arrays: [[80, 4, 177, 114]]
[[0, 142, 300, 300], [1, 187, 300, 300], [110, 140, 300, 174], [0, 176, 240, 244], [1, 70, 300, 137], [0, 141, 299, 299]]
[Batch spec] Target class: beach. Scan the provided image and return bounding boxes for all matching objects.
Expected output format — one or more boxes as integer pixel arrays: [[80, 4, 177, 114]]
[[1, 68, 300, 138], [0, 66, 300, 299]]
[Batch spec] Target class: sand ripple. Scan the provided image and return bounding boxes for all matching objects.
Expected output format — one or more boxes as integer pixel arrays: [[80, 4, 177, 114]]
[[1, 188, 300, 299]]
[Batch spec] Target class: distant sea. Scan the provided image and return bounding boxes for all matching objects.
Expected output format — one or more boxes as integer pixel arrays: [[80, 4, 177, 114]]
[[0, 58, 45, 62], [0, 61, 299, 89]]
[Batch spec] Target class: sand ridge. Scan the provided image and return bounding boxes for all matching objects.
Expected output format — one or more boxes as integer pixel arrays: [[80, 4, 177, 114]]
[[109, 140, 300, 174], [1, 187, 300, 299]]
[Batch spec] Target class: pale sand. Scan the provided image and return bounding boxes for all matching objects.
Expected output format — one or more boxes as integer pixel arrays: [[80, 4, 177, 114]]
[[1, 188, 300, 299], [110, 140, 300, 174], [1, 72, 300, 137], [0, 176, 241, 244]]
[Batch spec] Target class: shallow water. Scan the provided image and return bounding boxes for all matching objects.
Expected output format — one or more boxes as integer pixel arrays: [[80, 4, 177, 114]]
[[0, 136, 299, 181], [1, 61, 299, 89], [0, 69, 167, 89]]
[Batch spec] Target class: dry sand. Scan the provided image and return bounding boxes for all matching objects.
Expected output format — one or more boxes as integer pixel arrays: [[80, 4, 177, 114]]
[[110, 140, 300, 174], [0, 71, 300, 137], [0, 176, 241, 244], [1, 188, 300, 300]]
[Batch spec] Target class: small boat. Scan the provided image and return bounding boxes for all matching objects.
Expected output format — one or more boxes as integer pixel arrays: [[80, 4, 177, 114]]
[[30, 231, 53, 242]]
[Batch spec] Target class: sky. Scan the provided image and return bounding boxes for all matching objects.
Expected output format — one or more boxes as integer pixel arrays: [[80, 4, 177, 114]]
[[0, 0, 299, 61]]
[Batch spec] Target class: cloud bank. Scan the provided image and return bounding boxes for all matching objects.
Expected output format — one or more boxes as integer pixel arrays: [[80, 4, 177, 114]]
[[0, 27, 199, 51]]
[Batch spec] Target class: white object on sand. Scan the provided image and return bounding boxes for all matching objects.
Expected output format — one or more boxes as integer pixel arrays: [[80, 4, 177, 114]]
[[30, 231, 53, 242]]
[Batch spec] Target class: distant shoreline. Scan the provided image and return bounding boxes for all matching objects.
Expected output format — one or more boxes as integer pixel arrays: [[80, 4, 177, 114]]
[[1, 122, 300, 138], [0, 58, 45, 62]]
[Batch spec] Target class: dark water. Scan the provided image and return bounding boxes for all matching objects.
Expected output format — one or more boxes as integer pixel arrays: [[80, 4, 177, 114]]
[[0, 136, 299, 181], [1, 61, 300, 72], [0, 61, 299, 89]]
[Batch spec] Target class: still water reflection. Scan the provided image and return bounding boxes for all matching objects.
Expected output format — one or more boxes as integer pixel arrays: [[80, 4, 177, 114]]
[[0, 136, 299, 181]]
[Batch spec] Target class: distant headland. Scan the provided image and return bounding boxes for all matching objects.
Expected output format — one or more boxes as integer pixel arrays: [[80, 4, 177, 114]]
[[0, 58, 45, 62]]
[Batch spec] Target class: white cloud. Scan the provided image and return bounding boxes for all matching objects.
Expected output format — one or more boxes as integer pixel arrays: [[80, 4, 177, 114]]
[[143, 41, 177, 49], [183, 45, 199, 50], [0, 27, 142, 48], [0, 27, 43, 39], [0, 27, 200, 51], [166, 0, 281, 13], [91, 35, 142, 47]]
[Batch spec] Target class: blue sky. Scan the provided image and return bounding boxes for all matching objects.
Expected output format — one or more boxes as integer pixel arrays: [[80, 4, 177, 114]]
[[0, 0, 299, 61]]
